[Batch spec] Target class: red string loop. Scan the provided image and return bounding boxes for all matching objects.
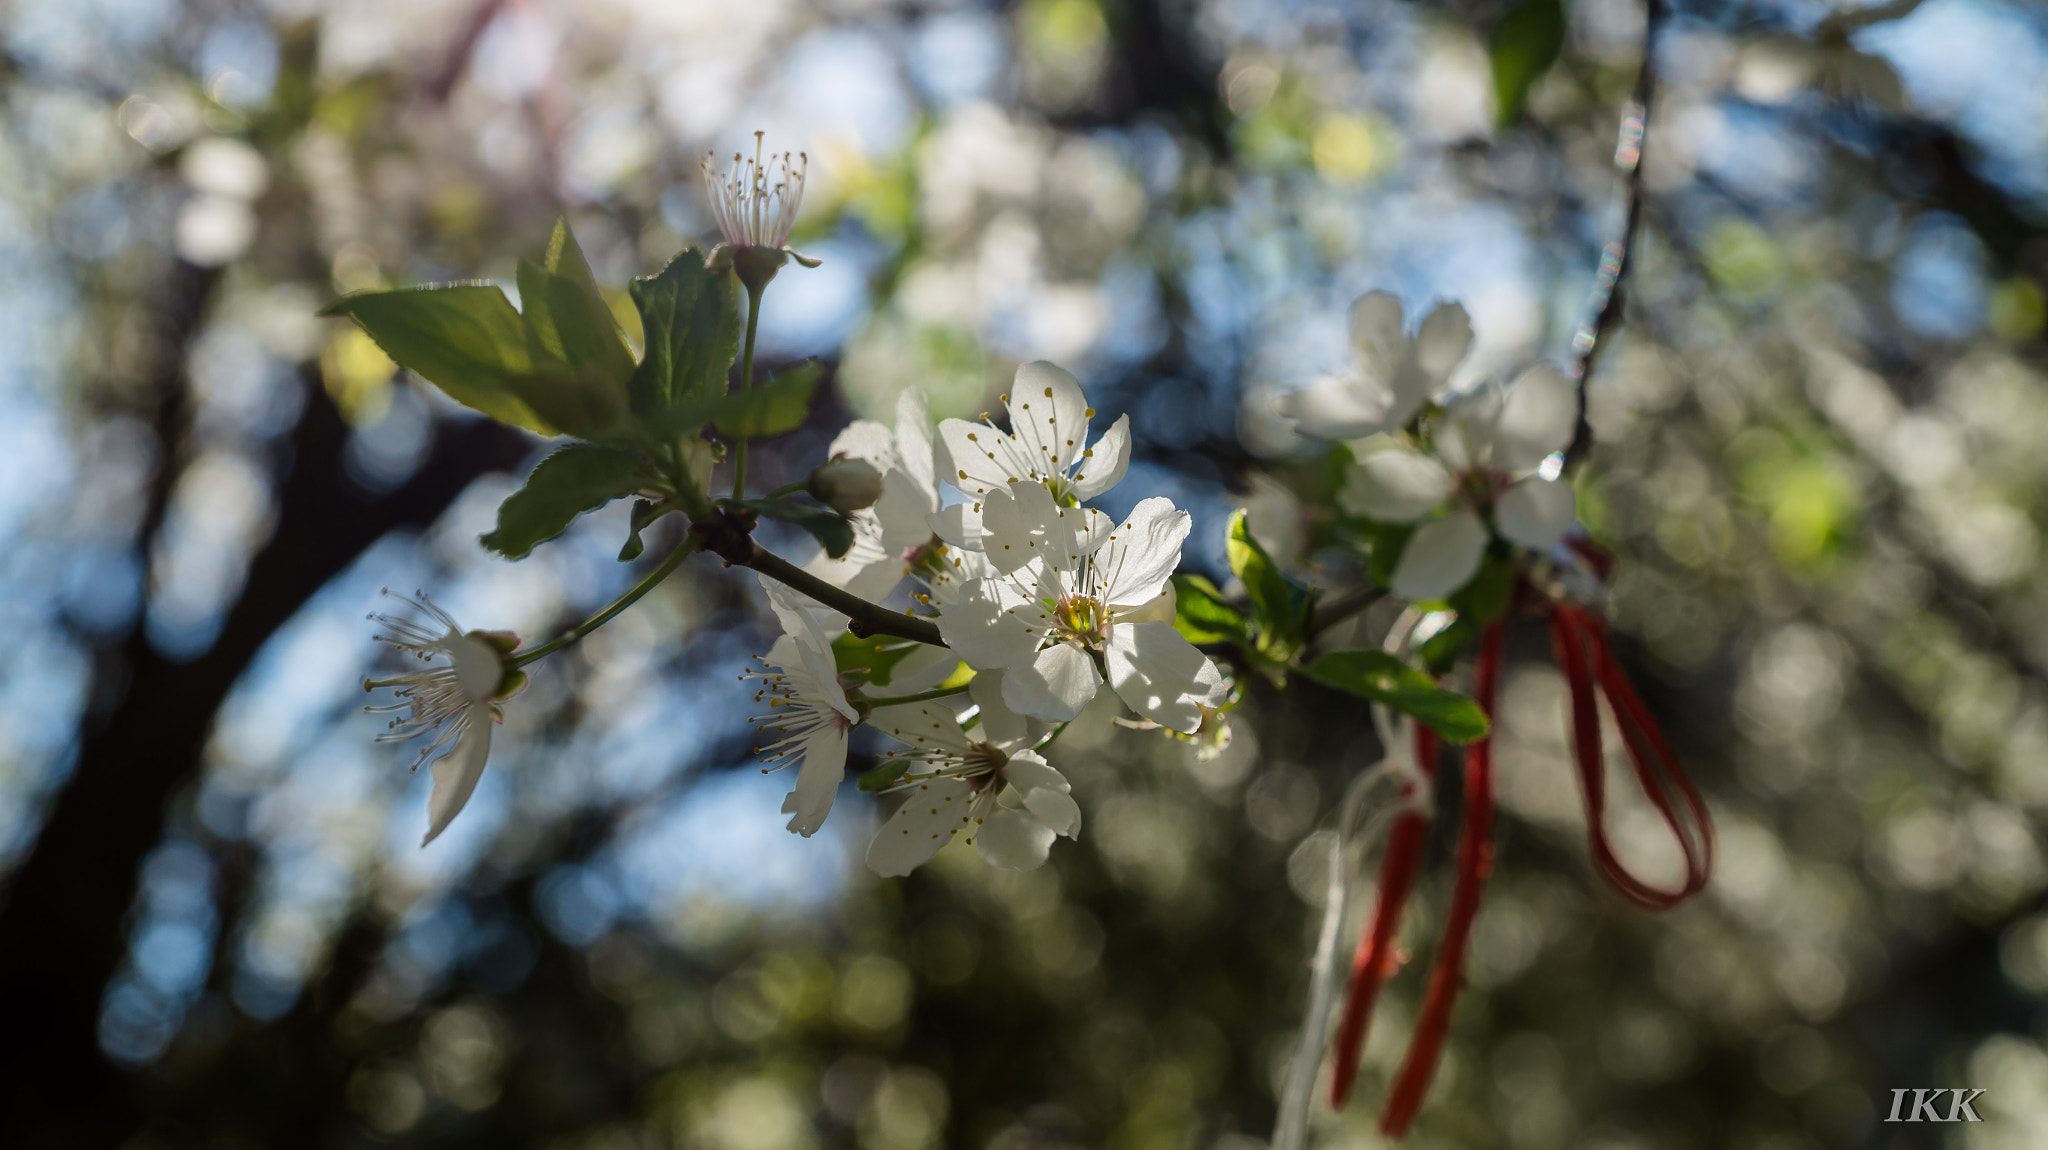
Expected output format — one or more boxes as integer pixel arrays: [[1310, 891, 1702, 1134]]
[[1548, 604, 1714, 910]]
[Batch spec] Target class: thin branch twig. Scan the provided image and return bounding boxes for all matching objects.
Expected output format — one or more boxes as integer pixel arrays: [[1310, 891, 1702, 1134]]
[[1564, 0, 1665, 469]]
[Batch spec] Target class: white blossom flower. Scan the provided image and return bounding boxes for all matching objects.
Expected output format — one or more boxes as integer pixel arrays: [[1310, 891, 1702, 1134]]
[[1283, 291, 1473, 440], [866, 672, 1080, 876], [937, 482, 1224, 730], [701, 132, 817, 265], [806, 388, 948, 603], [932, 361, 1131, 548], [363, 591, 524, 846], [1342, 365, 1579, 601], [747, 577, 859, 837]]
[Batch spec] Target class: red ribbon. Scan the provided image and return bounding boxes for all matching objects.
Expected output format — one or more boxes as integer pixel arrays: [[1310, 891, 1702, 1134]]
[[1327, 722, 1439, 1108], [1324, 563, 1716, 1136], [1377, 618, 1503, 1138], [1548, 604, 1714, 908]]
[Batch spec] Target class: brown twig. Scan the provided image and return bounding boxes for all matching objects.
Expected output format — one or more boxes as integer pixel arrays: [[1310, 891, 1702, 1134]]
[[689, 509, 946, 646], [1564, 0, 1665, 469]]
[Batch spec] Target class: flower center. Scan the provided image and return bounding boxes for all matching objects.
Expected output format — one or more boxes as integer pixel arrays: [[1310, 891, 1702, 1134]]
[[903, 536, 951, 580], [963, 742, 1010, 788], [1052, 594, 1109, 647]]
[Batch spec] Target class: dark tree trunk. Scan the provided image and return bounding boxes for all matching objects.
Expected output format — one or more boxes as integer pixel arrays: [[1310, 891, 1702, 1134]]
[[0, 373, 531, 1146]]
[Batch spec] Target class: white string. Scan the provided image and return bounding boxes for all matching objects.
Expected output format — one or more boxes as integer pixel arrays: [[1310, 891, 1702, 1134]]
[[1272, 608, 1431, 1150]]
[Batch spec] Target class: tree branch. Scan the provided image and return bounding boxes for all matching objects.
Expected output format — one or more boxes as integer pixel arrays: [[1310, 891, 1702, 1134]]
[[1565, 0, 1665, 469]]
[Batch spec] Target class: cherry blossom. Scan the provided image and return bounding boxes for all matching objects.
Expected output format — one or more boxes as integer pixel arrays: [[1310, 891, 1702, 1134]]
[[1284, 291, 1472, 441], [363, 591, 525, 846]]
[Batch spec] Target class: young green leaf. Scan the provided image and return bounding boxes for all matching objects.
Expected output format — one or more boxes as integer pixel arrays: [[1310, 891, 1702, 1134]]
[[1300, 648, 1491, 744], [480, 443, 653, 559], [516, 262, 635, 392], [857, 759, 912, 792], [832, 632, 920, 689], [322, 285, 559, 436], [713, 360, 823, 438], [735, 495, 855, 559], [629, 248, 741, 416], [1226, 509, 1317, 656], [1172, 573, 1248, 645], [1490, 0, 1565, 126]]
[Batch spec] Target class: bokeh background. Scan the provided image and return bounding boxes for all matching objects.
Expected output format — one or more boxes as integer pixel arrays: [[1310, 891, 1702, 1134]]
[[1, 0, 2045, 1146]]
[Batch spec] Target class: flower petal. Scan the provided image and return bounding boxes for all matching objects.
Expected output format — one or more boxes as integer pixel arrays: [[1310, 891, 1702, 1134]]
[[422, 704, 494, 846], [1494, 476, 1577, 551], [1010, 361, 1093, 476], [1282, 376, 1400, 441], [1340, 444, 1458, 523], [1097, 497, 1191, 607], [970, 670, 1043, 750], [934, 579, 1042, 671], [827, 418, 899, 472], [1492, 364, 1577, 471], [1104, 620, 1216, 734], [979, 480, 1108, 574], [1413, 301, 1473, 389], [866, 776, 979, 876], [937, 417, 1033, 497], [893, 387, 938, 504], [1434, 383, 1503, 471], [780, 726, 849, 837], [1348, 290, 1405, 377], [1021, 785, 1083, 839], [1069, 413, 1132, 500], [1002, 750, 1069, 794], [1004, 642, 1102, 721], [929, 501, 985, 551], [975, 807, 1057, 870], [1391, 509, 1489, 602], [871, 701, 973, 756], [872, 468, 935, 553]]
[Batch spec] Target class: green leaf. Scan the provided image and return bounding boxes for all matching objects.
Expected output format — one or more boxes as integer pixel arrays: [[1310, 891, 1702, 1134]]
[[1417, 615, 1479, 671], [736, 495, 854, 559], [713, 360, 823, 438], [1364, 521, 1416, 590], [630, 247, 741, 416], [480, 443, 653, 559], [1490, 0, 1565, 126], [520, 220, 636, 384], [652, 359, 823, 440], [832, 632, 920, 689], [857, 759, 912, 792], [1172, 574, 1248, 645], [1226, 509, 1317, 656], [1300, 649, 1491, 744], [617, 497, 673, 562], [322, 285, 560, 436]]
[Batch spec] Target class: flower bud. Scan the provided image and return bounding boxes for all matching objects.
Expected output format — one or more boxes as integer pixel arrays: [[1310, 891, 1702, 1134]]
[[807, 456, 884, 514]]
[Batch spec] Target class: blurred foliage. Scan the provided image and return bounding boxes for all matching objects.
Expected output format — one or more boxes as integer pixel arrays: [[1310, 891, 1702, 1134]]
[[2, 0, 2048, 1149]]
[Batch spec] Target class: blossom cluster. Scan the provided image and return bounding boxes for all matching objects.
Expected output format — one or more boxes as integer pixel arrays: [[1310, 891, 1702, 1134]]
[[755, 362, 1226, 874], [1289, 290, 1581, 603]]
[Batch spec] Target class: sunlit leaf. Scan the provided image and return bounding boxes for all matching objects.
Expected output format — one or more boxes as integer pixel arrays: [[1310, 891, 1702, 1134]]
[[321, 284, 559, 436], [517, 220, 635, 393], [480, 443, 653, 560], [630, 246, 741, 416], [1226, 509, 1316, 658], [1300, 649, 1491, 744], [1490, 0, 1565, 126], [1172, 574, 1248, 645]]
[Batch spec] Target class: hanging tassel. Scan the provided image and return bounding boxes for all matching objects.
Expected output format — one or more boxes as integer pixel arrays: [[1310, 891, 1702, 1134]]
[[1549, 604, 1713, 908], [1378, 619, 1506, 1138], [1327, 723, 1440, 1107]]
